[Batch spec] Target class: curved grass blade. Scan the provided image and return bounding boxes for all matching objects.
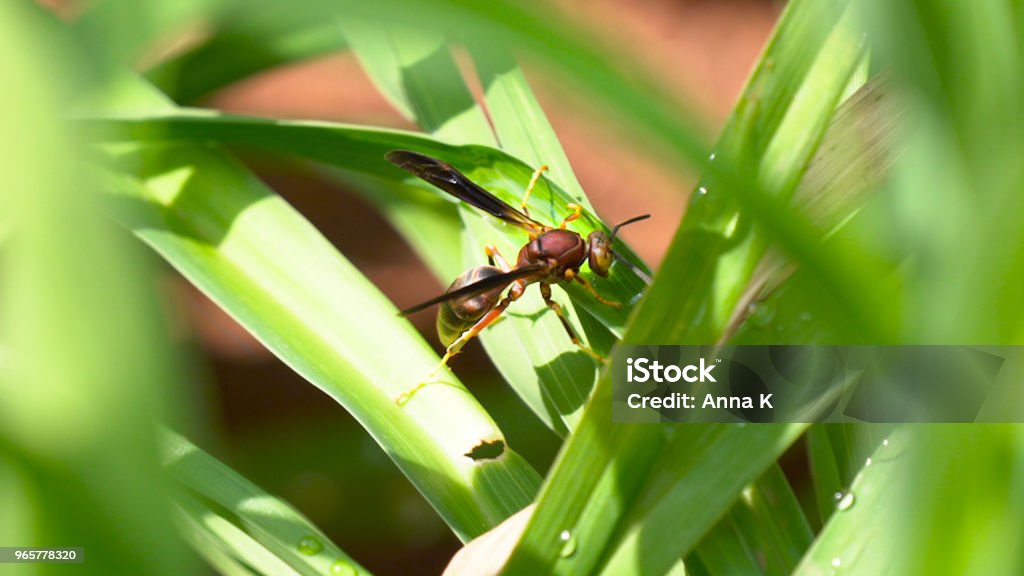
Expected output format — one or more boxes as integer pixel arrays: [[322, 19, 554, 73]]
[[341, 25, 599, 436], [0, 6, 193, 574], [471, 48, 591, 211], [631, 0, 872, 346], [792, 427, 909, 575], [502, 2, 864, 574], [163, 431, 372, 576], [146, 12, 347, 104], [81, 112, 649, 331], [341, 28, 637, 433], [92, 143, 539, 542], [81, 112, 645, 434], [339, 24, 493, 143], [691, 465, 813, 576]]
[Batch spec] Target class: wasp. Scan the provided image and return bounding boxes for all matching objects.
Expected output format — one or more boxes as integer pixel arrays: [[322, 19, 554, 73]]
[[386, 150, 650, 395]]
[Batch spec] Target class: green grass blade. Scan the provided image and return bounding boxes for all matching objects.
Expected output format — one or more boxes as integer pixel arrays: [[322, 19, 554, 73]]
[[340, 25, 493, 143], [342, 171, 465, 281], [175, 491, 298, 576], [594, 425, 808, 576], [471, 48, 590, 210], [341, 27, 597, 433], [79, 110, 650, 331], [806, 426, 844, 526], [472, 43, 810, 576], [342, 29, 643, 433], [903, 425, 1024, 576], [0, 6, 193, 574], [501, 1, 863, 573], [792, 427, 909, 575], [147, 11, 347, 104], [692, 464, 814, 576], [72, 0, 218, 79], [630, 0, 868, 346], [92, 143, 539, 542], [726, 75, 905, 345], [162, 431, 372, 576], [81, 106, 646, 434]]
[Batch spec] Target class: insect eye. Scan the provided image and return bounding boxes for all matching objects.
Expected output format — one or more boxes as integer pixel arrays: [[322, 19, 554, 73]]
[[587, 232, 613, 276]]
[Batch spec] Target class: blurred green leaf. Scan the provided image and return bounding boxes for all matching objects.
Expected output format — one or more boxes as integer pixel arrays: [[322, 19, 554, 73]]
[[341, 27, 613, 435], [80, 70, 543, 543], [82, 108, 649, 434], [631, 0, 874, 347], [147, 12, 346, 104], [503, 1, 864, 574], [0, 4, 193, 574], [94, 144, 540, 542], [163, 431, 372, 576], [793, 427, 909, 575], [692, 465, 813, 576]]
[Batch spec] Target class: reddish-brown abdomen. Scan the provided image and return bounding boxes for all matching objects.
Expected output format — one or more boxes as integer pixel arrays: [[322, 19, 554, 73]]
[[437, 266, 505, 346]]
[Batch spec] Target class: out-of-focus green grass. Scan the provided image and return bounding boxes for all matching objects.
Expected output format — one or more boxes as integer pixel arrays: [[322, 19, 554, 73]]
[[1, 0, 1023, 575], [0, 3, 192, 575]]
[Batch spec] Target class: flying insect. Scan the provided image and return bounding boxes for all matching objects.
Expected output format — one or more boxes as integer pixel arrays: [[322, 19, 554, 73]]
[[386, 150, 650, 390]]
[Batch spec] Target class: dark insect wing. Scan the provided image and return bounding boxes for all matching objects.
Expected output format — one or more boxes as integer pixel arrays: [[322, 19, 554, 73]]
[[386, 150, 545, 233], [399, 265, 545, 317]]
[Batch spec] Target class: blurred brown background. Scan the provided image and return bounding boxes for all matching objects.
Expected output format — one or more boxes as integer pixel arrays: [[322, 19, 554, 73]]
[[48, 0, 783, 574]]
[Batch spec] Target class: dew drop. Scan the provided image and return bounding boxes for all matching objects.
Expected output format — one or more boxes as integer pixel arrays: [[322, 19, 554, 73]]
[[698, 186, 708, 195], [297, 536, 323, 556], [331, 560, 356, 576], [834, 491, 843, 500], [865, 457, 872, 467], [748, 302, 776, 328], [709, 152, 716, 161], [741, 486, 755, 503], [832, 557, 842, 568], [558, 530, 577, 558], [837, 492, 855, 511], [882, 438, 889, 447]]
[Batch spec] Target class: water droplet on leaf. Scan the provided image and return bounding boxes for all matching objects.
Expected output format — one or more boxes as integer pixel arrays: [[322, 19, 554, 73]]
[[748, 302, 776, 328], [297, 536, 322, 556], [558, 530, 577, 558], [331, 561, 355, 576]]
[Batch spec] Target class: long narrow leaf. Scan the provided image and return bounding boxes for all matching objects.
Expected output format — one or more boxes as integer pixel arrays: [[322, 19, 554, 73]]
[[163, 431, 372, 576], [342, 28, 617, 434], [503, 2, 861, 574], [94, 148, 540, 542]]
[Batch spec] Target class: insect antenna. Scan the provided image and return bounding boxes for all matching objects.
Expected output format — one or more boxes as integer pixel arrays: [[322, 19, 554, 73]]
[[610, 214, 651, 241], [608, 214, 653, 285]]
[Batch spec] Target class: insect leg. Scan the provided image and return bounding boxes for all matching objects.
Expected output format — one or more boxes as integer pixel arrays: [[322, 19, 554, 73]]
[[567, 269, 623, 309], [485, 244, 512, 272], [520, 164, 549, 216], [539, 283, 604, 362], [397, 281, 526, 405], [559, 203, 584, 229]]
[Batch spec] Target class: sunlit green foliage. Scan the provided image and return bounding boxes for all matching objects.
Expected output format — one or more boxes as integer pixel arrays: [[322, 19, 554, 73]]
[[1, 0, 1022, 575]]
